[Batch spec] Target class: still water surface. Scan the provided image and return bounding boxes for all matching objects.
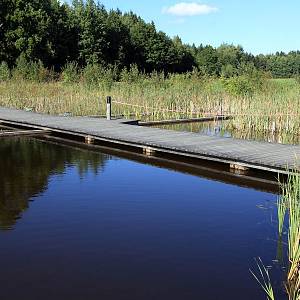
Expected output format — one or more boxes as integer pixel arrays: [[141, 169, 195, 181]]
[[0, 138, 285, 299]]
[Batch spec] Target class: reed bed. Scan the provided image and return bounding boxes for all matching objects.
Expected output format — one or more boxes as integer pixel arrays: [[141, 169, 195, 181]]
[[280, 173, 300, 300], [253, 172, 300, 300], [0, 77, 299, 138]]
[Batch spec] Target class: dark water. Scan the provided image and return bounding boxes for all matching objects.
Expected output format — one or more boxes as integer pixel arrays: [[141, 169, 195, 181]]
[[0, 138, 286, 300], [157, 120, 300, 145]]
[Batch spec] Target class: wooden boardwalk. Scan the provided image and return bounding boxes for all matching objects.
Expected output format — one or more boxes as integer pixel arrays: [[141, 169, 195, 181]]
[[0, 107, 300, 174]]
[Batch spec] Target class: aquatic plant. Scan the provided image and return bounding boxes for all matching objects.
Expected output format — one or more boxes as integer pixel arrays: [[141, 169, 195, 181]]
[[252, 172, 300, 300], [250, 257, 275, 300], [282, 173, 300, 300], [277, 197, 287, 237]]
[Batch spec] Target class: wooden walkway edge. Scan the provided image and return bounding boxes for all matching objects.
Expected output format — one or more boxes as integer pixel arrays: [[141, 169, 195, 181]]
[[138, 115, 230, 126], [0, 107, 299, 175], [0, 129, 50, 138]]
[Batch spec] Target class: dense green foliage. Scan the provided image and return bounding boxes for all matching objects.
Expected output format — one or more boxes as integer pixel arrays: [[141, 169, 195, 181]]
[[1, 0, 300, 78], [1, 0, 194, 73]]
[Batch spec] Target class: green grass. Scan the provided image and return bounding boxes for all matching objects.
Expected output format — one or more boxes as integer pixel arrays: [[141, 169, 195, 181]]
[[250, 257, 275, 300], [0, 76, 300, 140]]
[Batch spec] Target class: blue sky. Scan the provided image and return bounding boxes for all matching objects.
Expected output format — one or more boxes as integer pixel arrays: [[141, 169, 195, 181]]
[[72, 1, 300, 55]]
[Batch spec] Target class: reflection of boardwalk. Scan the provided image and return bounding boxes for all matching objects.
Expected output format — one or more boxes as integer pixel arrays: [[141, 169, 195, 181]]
[[1, 107, 300, 174], [0, 129, 50, 137]]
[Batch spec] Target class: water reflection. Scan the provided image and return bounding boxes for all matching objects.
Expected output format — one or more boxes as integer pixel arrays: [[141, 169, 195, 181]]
[[157, 121, 300, 145], [0, 137, 281, 300], [0, 137, 108, 230]]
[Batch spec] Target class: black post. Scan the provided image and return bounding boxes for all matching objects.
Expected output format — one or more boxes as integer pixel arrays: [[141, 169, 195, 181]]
[[106, 96, 111, 120], [220, 99, 223, 116]]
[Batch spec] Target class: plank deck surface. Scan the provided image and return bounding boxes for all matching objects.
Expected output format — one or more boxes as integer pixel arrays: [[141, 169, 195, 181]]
[[0, 107, 299, 173]]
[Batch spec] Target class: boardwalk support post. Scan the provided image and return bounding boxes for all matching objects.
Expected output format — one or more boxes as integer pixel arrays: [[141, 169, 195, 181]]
[[85, 135, 94, 144], [106, 96, 112, 120], [143, 146, 155, 156], [230, 163, 249, 175]]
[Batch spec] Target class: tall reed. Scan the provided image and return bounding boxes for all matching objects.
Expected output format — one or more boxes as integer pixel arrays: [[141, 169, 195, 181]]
[[282, 173, 300, 300], [253, 172, 300, 300], [0, 74, 299, 139]]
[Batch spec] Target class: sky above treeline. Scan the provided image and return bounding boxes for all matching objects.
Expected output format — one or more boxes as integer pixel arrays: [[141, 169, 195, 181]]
[[66, 0, 300, 55]]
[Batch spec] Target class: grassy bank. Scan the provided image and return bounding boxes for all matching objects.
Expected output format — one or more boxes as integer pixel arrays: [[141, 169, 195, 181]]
[[0, 76, 300, 139]]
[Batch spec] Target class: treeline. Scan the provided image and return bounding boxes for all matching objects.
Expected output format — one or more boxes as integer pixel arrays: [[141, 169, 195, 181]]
[[192, 45, 300, 78], [1, 0, 300, 78], [0, 0, 194, 73]]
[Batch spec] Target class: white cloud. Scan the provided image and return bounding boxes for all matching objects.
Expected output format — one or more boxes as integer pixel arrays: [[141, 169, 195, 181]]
[[162, 2, 218, 17]]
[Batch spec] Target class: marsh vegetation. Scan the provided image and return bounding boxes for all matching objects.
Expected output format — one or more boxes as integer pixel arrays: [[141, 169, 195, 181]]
[[2, 0, 300, 145], [252, 172, 300, 300], [1, 68, 300, 144]]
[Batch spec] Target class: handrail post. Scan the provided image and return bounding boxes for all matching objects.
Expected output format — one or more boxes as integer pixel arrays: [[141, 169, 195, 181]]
[[106, 96, 111, 120], [221, 99, 223, 116]]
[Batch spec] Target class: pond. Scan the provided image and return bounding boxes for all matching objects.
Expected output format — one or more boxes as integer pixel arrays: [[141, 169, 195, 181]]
[[156, 120, 300, 145], [0, 137, 286, 300]]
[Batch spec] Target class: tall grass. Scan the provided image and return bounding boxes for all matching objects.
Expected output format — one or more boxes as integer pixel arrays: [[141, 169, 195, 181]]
[[250, 258, 275, 300], [282, 173, 300, 300], [0, 63, 300, 139], [253, 172, 300, 300]]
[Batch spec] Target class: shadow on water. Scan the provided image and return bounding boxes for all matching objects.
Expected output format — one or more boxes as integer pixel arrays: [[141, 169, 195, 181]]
[[0, 137, 108, 230], [0, 136, 287, 300], [37, 135, 281, 194], [0, 135, 281, 230]]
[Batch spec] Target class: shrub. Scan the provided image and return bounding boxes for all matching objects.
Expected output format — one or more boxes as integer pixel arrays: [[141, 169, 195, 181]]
[[61, 62, 79, 83], [221, 64, 238, 78], [120, 64, 141, 83], [222, 75, 256, 96], [0, 62, 10, 81], [12, 54, 30, 80], [26, 61, 51, 82], [222, 64, 267, 96], [11, 54, 52, 82], [81, 63, 117, 89], [81, 63, 104, 86], [294, 74, 300, 85], [100, 65, 118, 91]]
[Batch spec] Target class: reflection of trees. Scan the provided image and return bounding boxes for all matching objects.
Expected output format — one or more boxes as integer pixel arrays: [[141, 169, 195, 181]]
[[0, 138, 108, 230]]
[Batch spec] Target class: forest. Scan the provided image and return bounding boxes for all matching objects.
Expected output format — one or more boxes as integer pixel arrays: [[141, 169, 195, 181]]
[[1, 0, 300, 78]]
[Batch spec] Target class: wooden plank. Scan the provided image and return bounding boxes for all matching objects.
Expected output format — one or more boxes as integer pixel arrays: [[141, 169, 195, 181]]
[[138, 115, 230, 126], [0, 107, 299, 174]]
